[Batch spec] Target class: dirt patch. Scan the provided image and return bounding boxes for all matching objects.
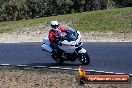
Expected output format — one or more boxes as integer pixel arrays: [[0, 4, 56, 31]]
[[0, 31, 132, 43], [81, 32, 132, 42], [0, 67, 131, 88]]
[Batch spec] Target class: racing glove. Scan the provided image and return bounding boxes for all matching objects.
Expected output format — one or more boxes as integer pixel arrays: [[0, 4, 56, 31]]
[[58, 41, 62, 46]]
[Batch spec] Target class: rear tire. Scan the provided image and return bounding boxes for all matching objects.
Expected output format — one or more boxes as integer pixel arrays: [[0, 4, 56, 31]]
[[78, 52, 90, 65], [52, 53, 64, 64]]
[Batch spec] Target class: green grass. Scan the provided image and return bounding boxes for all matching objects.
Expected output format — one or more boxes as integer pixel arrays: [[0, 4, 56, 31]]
[[0, 7, 132, 33], [0, 28, 13, 33]]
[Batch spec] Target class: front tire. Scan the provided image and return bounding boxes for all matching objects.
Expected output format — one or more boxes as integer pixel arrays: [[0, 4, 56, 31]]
[[78, 52, 90, 65]]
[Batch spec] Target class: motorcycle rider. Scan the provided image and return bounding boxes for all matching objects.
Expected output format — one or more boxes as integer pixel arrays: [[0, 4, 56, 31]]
[[48, 21, 66, 52]]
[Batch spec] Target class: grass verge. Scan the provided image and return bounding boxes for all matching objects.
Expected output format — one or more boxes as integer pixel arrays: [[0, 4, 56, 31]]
[[0, 66, 132, 88], [0, 7, 131, 34]]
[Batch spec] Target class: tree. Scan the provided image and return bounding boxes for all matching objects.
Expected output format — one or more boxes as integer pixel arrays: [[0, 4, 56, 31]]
[[113, 0, 132, 7]]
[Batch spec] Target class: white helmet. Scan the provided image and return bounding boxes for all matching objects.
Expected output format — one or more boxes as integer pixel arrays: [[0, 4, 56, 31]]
[[51, 21, 59, 30]]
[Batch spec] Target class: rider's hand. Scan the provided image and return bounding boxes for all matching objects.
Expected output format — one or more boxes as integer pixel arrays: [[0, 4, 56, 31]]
[[58, 41, 62, 46], [54, 37, 59, 43]]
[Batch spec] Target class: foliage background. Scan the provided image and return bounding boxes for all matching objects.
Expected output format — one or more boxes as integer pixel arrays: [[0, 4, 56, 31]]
[[0, 0, 132, 22]]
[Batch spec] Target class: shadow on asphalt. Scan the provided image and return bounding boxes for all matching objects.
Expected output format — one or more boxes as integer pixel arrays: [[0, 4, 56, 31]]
[[26, 63, 81, 67]]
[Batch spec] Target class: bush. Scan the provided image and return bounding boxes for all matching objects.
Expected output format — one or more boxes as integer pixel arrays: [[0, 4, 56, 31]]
[[0, 0, 131, 22]]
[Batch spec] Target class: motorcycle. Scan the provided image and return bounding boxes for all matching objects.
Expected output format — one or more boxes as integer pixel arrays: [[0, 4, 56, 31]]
[[41, 27, 90, 65]]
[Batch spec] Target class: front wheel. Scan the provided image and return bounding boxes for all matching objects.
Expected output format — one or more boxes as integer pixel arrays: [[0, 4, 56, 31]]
[[78, 52, 90, 65]]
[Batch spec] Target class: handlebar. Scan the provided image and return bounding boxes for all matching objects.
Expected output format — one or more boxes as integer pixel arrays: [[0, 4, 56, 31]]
[[55, 35, 65, 42]]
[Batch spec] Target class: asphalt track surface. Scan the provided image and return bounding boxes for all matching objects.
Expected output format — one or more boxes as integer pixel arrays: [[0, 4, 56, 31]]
[[0, 42, 132, 74]]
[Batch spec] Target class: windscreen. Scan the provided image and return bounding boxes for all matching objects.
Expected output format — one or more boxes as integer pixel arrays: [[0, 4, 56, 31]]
[[64, 27, 78, 42]]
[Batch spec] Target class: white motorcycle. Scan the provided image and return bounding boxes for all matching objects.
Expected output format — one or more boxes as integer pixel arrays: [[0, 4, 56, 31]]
[[41, 27, 90, 65]]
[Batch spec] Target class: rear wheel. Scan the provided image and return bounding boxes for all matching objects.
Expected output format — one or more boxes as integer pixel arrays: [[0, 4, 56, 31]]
[[78, 52, 90, 65], [52, 53, 64, 64]]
